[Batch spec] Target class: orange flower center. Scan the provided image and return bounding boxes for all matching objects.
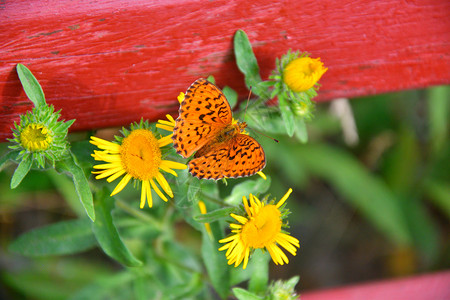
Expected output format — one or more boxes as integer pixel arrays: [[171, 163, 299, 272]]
[[120, 129, 161, 180], [241, 205, 282, 249]]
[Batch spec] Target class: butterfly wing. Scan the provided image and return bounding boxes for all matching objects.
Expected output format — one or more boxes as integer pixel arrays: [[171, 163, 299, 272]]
[[173, 78, 233, 158], [188, 134, 266, 180]]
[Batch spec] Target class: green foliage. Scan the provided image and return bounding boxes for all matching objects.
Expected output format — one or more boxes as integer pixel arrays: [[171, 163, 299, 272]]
[[9, 219, 96, 256], [16, 63, 46, 108], [91, 188, 142, 267], [56, 154, 95, 221], [234, 30, 262, 92], [10, 154, 32, 188]]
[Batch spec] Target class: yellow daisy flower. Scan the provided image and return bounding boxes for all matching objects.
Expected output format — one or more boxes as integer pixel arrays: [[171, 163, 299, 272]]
[[198, 200, 213, 238], [283, 57, 327, 92], [90, 120, 186, 208], [156, 114, 176, 139], [219, 189, 300, 269]]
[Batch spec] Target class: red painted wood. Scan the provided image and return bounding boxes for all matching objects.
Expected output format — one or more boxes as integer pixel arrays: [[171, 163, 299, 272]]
[[301, 271, 450, 300], [1, 0, 449, 141]]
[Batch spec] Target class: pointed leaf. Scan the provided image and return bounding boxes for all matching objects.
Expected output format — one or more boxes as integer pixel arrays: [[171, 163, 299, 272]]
[[201, 228, 230, 299], [223, 86, 238, 110], [232, 288, 264, 300], [9, 219, 96, 256], [225, 177, 271, 206], [56, 153, 95, 221], [16, 63, 46, 108], [0, 150, 18, 171], [91, 188, 142, 267], [11, 155, 32, 188], [248, 250, 269, 294], [294, 119, 308, 143], [299, 144, 412, 245], [278, 95, 295, 137], [234, 30, 262, 91], [194, 207, 236, 223]]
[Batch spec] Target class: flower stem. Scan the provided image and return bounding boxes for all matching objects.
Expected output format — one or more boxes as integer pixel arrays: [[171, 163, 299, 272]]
[[115, 198, 162, 229]]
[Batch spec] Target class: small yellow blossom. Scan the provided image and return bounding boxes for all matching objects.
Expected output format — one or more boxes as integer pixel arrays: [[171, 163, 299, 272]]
[[283, 57, 327, 92]]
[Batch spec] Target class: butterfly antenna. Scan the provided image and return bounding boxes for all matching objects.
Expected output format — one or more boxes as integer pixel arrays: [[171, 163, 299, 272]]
[[252, 128, 279, 143]]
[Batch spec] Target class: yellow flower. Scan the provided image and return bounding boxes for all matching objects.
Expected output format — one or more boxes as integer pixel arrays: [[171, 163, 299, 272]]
[[90, 122, 186, 208], [283, 57, 327, 92], [20, 123, 52, 151], [177, 92, 185, 104], [219, 189, 300, 269], [198, 200, 213, 238], [257, 171, 267, 180], [156, 114, 176, 139]]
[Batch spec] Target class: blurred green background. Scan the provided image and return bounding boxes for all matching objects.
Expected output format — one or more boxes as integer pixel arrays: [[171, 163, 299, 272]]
[[1, 85, 449, 299]]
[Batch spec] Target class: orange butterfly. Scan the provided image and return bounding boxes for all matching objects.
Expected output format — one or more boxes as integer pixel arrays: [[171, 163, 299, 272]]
[[172, 78, 266, 180]]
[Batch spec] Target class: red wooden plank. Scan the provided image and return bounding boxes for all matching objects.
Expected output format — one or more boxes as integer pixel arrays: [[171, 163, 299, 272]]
[[301, 271, 450, 300], [1, 0, 449, 141]]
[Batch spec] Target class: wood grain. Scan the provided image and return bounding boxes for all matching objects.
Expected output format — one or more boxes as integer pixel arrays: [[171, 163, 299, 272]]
[[302, 271, 450, 300], [1, 0, 449, 141]]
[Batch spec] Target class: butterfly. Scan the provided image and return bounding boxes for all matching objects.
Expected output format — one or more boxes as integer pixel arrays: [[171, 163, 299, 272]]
[[172, 78, 266, 180]]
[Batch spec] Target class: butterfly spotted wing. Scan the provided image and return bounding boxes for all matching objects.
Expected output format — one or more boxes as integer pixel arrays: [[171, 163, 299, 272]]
[[172, 78, 266, 180], [173, 78, 232, 158], [189, 134, 266, 180]]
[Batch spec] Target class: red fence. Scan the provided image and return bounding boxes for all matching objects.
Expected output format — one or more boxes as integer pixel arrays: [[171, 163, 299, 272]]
[[1, 0, 449, 141]]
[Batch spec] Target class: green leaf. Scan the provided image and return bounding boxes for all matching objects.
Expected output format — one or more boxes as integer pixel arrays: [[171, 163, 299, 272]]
[[206, 75, 216, 84], [223, 86, 238, 109], [10, 155, 32, 188], [56, 153, 95, 221], [70, 271, 136, 300], [400, 195, 440, 265], [9, 219, 96, 256], [294, 119, 308, 143], [201, 227, 230, 299], [248, 250, 269, 294], [3, 258, 112, 300], [91, 188, 142, 267], [278, 95, 295, 137], [16, 63, 46, 108], [47, 169, 86, 218], [427, 86, 449, 154], [0, 150, 18, 171], [194, 207, 236, 223], [225, 176, 272, 206], [232, 288, 264, 300], [424, 180, 450, 220], [234, 30, 262, 91], [187, 178, 201, 205], [298, 144, 412, 245]]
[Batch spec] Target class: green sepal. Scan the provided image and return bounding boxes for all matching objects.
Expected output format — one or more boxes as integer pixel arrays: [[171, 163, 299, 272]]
[[16, 63, 46, 108]]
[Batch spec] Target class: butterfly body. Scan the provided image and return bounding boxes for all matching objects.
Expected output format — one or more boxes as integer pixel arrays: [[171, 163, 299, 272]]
[[173, 78, 265, 180]]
